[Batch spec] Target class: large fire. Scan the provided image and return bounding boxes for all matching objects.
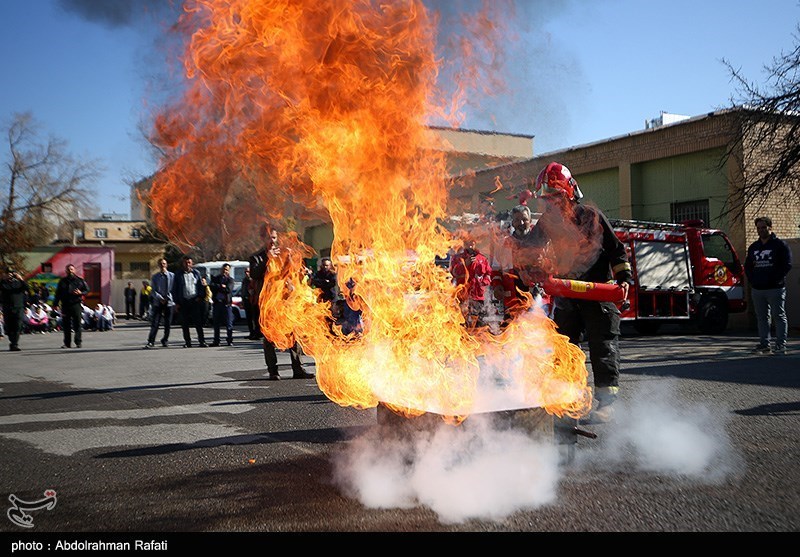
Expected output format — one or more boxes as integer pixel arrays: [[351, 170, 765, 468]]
[[148, 0, 591, 423]]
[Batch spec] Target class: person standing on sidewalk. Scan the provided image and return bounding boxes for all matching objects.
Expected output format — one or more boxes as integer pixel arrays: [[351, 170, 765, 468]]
[[249, 224, 314, 380], [53, 264, 89, 349], [144, 258, 174, 348], [139, 280, 152, 320], [745, 216, 793, 355], [1, 267, 28, 351], [171, 255, 208, 348], [241, 267, 258, 340], [124, 282, 137, 319], [311, 257, 339, 303], [210, 263, 235, 346]]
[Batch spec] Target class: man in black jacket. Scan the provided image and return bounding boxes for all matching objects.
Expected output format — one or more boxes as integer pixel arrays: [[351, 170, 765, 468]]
[[311, 257, 339, 303], [145, 257, 174, 349], [1, 267, 28, 351], [249, 224, 314, 380], [527, 162, 632, 424], [171, 256, 208, 348], [210, 263, 235, 346], [53, 264, 89, 349], [124, 282, 137, 319], [745, 216, 793, 355]]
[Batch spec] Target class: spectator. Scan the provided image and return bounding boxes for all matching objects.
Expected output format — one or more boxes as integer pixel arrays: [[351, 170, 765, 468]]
[[38, 285, 50, 305], [139, 280, 152, 320], [39, 301, 56, 332], [26, 284, 40, 306], [25, 304, 50, 333], [200, 276, 212, 327], [49, 305, 62, 332], [311, 257, 339, 303], [339, 277, 364, 336], [94, 304, 113, 331], [210, 263, 235, 346], [248, 224, 314, 380], [504, 204, 553, 318], [449, 235, 493, 329], [745, 216, 793, 355], [527, 162, 632, 424], [144, 258, 175, 349], [124, 282, 137, 319], [171, 255, 208, 348], [1, 267, 28, 351], [81, 303, 94, 330], [241, 267, 258, 340], [53, 264, 90, 349]]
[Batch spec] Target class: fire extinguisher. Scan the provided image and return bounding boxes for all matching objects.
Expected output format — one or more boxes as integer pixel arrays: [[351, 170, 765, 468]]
[[542, 276, 630, 310]]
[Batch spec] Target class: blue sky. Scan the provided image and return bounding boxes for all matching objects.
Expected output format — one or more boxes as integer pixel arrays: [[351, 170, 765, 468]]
[[1, 0, 798, 216]]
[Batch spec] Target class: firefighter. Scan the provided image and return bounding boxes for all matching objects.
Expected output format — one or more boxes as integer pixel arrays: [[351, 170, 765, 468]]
[[529, 162, 633, 424]]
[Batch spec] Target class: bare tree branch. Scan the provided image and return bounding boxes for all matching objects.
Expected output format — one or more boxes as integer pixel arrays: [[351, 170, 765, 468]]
[[1, 111, 102, 271], [719, 23, 800, 222]]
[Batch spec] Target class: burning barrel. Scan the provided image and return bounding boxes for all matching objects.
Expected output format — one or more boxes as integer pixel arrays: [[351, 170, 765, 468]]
[[376, 403, 588, 464]]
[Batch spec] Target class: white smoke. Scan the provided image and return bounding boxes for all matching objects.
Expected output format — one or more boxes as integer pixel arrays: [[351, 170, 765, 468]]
[[333, 377, 742, 524], [576, 378, 743, 482], [332, 413, 562, 523]]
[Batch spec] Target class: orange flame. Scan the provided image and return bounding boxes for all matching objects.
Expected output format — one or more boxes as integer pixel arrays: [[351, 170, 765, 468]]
[[149, 0, 591, 422]]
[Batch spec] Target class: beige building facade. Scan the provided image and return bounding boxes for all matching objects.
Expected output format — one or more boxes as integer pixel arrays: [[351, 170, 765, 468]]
[[77, 219, 166, 312]]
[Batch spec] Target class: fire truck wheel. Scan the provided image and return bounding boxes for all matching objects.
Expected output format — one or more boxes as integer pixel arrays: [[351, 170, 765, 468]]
[[697, 297, 728, 334]]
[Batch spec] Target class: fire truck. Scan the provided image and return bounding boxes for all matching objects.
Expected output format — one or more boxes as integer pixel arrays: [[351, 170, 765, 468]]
[[610, 219, 746, 334]]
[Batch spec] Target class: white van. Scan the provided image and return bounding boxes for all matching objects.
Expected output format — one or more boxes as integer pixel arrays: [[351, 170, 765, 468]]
[[194, 260, 249, 291]]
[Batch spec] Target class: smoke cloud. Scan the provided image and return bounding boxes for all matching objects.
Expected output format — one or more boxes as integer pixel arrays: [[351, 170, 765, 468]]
[[56, 0, 180, 28], [333, 378, 741, 524], [332, 413, 562, 524], [577, 378, 743, 481]]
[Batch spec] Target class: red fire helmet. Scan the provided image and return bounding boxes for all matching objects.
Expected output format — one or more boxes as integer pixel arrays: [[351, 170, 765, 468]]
[[534, 162, 584, 201]]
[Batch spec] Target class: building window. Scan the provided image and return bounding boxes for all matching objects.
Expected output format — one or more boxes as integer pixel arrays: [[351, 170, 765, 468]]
[[94, 228, 108, 239], [130, 262, 150, 273], [114, 262, 122, 273], [131, 228, 141, 238], [671, 199, 709, 226]]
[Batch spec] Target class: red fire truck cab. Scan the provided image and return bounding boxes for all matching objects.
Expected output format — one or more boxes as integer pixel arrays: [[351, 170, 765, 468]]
[[611, 219, 746, 334]]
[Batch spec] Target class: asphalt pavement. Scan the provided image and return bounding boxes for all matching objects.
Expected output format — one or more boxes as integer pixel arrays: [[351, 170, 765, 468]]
[[0, 318, 797, 539]]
